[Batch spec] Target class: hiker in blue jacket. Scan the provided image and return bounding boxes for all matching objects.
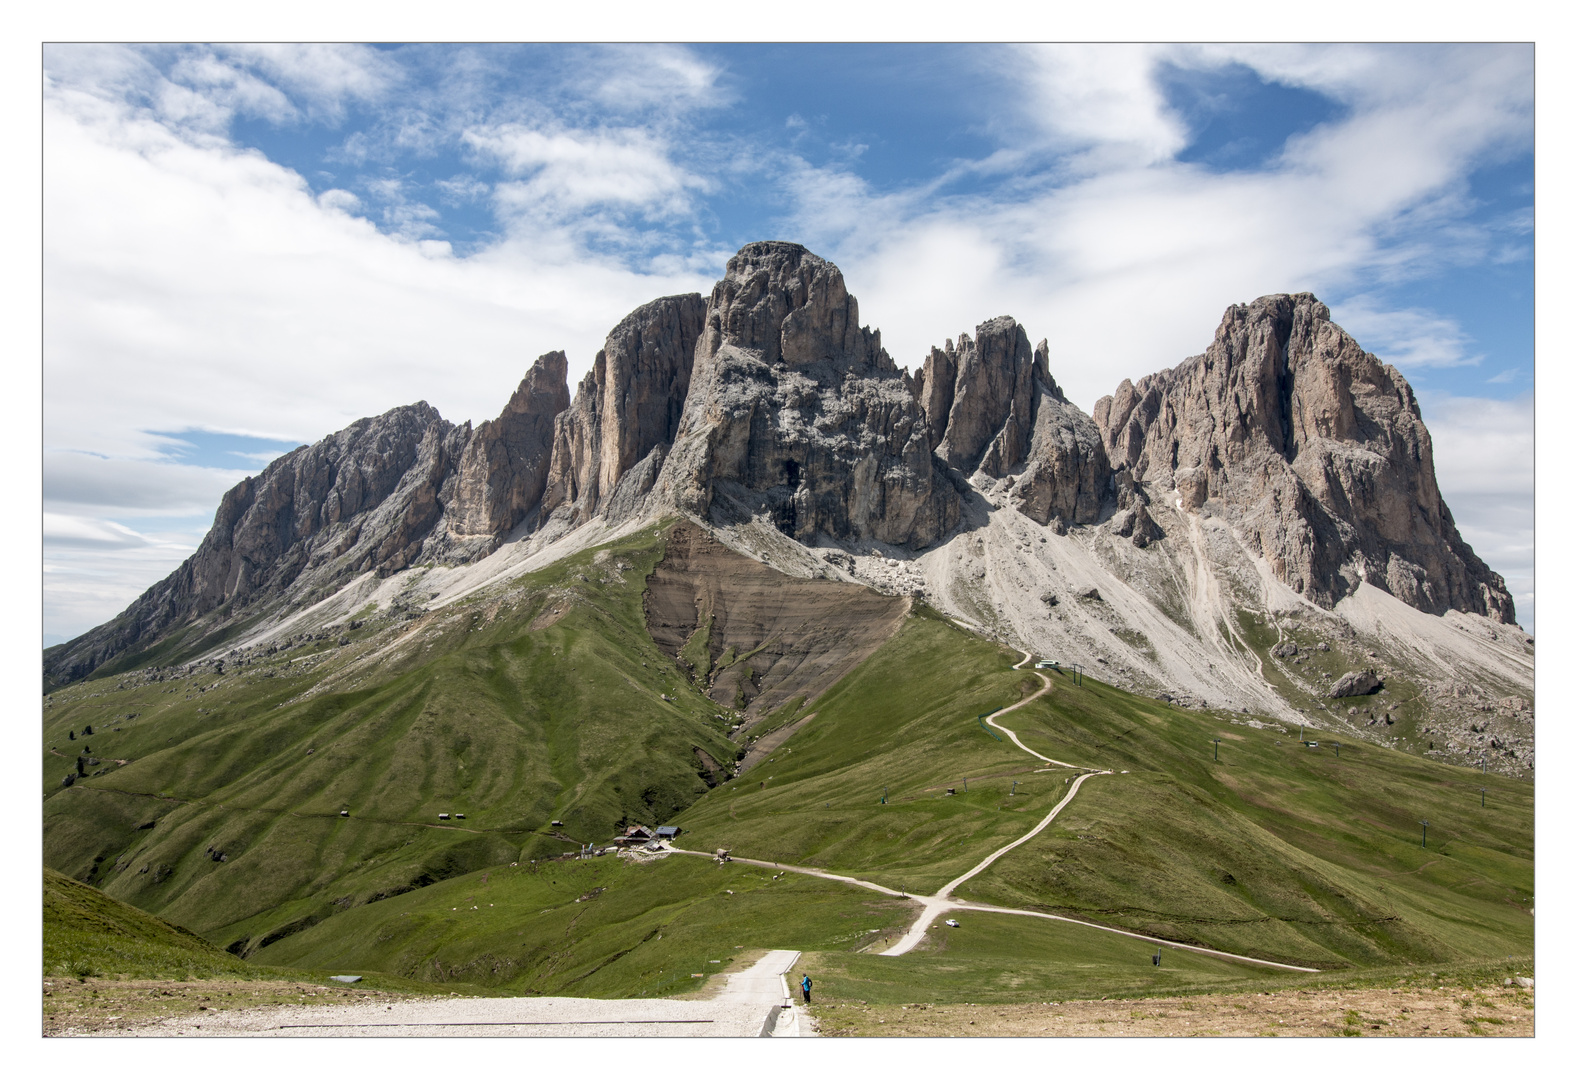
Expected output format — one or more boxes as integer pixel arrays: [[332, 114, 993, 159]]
[[801, 974, 812, 1004]]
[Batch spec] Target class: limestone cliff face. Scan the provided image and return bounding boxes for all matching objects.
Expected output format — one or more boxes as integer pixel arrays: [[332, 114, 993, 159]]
[[449, 351, 570, 538], [1092, 293, 1514, 621], [1007, 372, 1112, 528], [43, 403, 464, 684], [655, 242, 960, 546], [540, 294, 705, 526], [926, 317, 1038, 476]]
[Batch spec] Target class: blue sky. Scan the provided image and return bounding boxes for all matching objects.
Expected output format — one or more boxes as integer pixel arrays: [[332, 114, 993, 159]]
[[42, 43, 1534, 641]]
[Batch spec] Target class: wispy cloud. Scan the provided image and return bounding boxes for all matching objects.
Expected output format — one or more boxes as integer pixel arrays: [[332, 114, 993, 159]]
[[1327, 299, 1483, 369], [216, 44, 401, 123], [469, 125, 707, 219], [579, 44, 727, 116], [1418, 392, 1535, 631]]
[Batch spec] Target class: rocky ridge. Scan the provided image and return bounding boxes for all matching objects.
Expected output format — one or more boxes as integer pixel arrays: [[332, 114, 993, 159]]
[[45, 243, 1528, 775]]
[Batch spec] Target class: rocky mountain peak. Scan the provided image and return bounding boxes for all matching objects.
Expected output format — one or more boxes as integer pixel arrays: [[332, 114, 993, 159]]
[[655, 243, 957, 546], [1093, 292, 1514, 621], [699, 241, 889, 373], [46, 249, 1519, 695], [449, 351, 569, 539]]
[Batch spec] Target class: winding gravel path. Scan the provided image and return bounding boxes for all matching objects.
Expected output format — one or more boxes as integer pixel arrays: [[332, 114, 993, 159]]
[[135, 650, 1312, 1040], [683, 651, 1318, 973]]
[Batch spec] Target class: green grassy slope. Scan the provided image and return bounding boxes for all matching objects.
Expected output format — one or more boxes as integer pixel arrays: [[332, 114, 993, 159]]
[[801, 910, 1283, 1005], [42, 525, 740, 956], [673, 611, 1083, 894], [673, 608, 1533, 970], [252, 852, 912, 998], [44, 866, 255, 981], [42, 531, 1533, 1000]]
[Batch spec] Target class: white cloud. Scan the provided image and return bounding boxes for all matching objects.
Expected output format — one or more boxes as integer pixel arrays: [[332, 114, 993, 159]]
[[166, 51, 298, 125], [43, 452, 251, 517], [467, 125, 704, 218], [435, 174, 490, 205], [1419, 393, 1535, 632], [1325, 299, 1482, 369], [1419, 393, 1534, 499], [581, 44, 726, 116], [216, 44, 400, 122], [317, 187, 361, 214], [43, 513, 159, 550], [1015, 44, 1188, 167]]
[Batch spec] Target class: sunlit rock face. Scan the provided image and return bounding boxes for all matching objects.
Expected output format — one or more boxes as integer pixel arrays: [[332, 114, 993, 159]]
[[1093, 292, 1514, 621], [655, 241, 960, 547]]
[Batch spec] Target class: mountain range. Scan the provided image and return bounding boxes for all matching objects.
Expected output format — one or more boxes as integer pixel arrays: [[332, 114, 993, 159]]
[[44, 241, 1533, 775]]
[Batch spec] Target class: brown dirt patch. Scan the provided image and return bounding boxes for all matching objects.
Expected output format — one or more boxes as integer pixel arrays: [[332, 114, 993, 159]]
[[42, 977, 418, 1037], [528, 598, 573, 631], [738, 713, 816, 771], [645, 522, 909, 716], [814, 985, 1534, 1037]]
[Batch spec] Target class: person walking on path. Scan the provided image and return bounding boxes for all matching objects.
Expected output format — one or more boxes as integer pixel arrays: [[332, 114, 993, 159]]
[[800, 974, 812, 1004]]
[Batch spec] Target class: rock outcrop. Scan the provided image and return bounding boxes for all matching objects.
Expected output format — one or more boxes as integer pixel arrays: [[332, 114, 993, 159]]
[[926, 317, 1038, 476], [1007, 367, 1112, 527], [1093, 293, 1514, 622], [918, 322, 1111, 528], [540, 294, 705, 526], [448, 351, 570, 539], [655, 242, 959, 546]]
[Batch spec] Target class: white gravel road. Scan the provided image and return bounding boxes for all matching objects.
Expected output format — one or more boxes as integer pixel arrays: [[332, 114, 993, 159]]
[[123, 950, 812, 1037]]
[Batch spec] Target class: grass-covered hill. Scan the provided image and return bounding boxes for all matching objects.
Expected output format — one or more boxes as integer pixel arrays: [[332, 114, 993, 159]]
[[42, 525, 749, 957], [182, 609, 1534, 999], [42, 521, 1532, 1002], [44, 866, 256, 981], [670, 609, 1533, 971]]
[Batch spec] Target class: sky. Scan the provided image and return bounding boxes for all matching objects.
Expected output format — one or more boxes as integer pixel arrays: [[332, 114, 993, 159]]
[[41, 43, 1535, 643]]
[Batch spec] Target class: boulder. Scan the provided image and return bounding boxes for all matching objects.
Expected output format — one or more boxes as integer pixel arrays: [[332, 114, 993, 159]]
[[1331, 670, 1383, 698]]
